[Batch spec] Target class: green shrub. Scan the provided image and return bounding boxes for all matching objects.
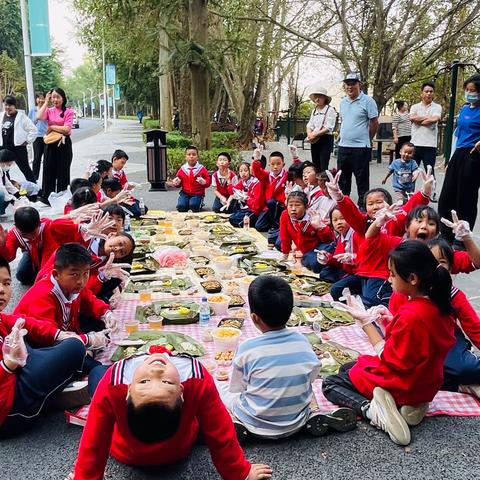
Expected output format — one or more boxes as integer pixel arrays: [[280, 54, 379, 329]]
[[167, 132, 193, 149], [166, 147, 241, 178], [142, 118, 159, 129], [211, 131, 239, 148]]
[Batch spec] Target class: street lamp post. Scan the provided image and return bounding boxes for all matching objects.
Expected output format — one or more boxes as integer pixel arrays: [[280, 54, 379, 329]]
[[88, 89, 94, 119], [19, 0, 35, 111], [82, 92, 86, 118]]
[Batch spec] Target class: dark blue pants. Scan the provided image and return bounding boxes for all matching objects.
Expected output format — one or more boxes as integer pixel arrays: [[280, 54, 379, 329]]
[[330, 274, 391, 307], [16, 252, 37, 286], [88, 365, 110, 397], [255, 199, 284, 232], [414, 146, 437, 178], [443, 329, 480, 390], [320, 266, 345, 283], [177, 191, 203, 212], [121, 198, 148, 218], [229, 209, 258, 228], [212, 197, 238, 213], [302, 241, 335, 274], [0, 338, 86, 438]]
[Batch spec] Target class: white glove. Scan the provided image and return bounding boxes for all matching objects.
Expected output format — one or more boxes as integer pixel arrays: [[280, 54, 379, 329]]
[[86, 329, 111, 350], [102, 311, 119, 332], [69, 203, 100, 223], [331, 289, 375, 327], [325, 170, 344, 202], [420, 165, 435, 198], [373, 201, 402, 227], [368, 305, 393, 333], [441, 210, 472, 240], [2, 318, 28, 369], [333, 253, 357, 264], [315, 250, 330, 265], [109, 287, 122, 309], [310, 213, 326, 230], [80, 211, 115, 241], [171, 177, 181, 187], [98, 253, 131, 282], [253, 146, 264, 161], [196, 176, 207, 185], [288, 144, 298, 158], [114, 189, 135, 205], [233, 189, 248, 202]]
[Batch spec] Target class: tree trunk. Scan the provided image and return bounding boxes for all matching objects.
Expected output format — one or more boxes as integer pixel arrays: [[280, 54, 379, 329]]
[[177, 66, 192, 137], [188, 0, 211, 149], [158, 27, 172, 130]]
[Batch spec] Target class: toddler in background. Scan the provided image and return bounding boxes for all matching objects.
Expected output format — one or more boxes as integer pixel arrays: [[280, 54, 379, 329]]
[[382, 143, 420, 203]]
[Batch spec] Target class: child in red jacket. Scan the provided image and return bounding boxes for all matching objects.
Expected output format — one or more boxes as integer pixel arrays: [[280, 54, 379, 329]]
[[229, 162, 266, 228], [252, 151, 288, 232], [111, 149, 133, 189], [14, 243, 115, 373], [323, 240, 456, 446], [211, 152, 238, 213], [170, 145, 211, 212], [279, 191, 334, 273], [67, 352, 272, 480], [0, 256, 87, 438]]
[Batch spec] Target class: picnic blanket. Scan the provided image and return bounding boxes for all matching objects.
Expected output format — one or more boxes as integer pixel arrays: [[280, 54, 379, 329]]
[[66, 294, 480, 427]]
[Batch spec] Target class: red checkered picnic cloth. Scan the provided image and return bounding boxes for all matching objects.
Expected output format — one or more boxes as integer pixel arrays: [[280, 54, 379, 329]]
[[66, 295, 480, 426]]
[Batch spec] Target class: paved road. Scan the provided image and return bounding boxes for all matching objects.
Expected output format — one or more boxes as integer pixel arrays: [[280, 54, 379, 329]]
[[70, 117, 103, 143], [1, 120, 479, 479]]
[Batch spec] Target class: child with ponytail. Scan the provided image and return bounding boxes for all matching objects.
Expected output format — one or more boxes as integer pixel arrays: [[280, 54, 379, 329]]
[[322, 240, 456, 446]]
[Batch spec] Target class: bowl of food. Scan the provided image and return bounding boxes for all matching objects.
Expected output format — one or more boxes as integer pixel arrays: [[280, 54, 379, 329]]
[[196, 230, 211, 241], [207, 294, 232, 316], [192, 246, 211, 258], [238, 275, 256, 294], [227, 307, 248, 319], [211, 326, 242, 354], [212, 255, 235, 272]]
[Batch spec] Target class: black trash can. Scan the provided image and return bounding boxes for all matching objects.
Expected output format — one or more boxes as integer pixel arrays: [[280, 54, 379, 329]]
[[145, 129, 168, 191]]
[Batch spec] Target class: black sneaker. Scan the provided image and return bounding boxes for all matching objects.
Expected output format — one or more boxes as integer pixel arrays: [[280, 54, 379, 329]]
[[304, 407, 357, 436]]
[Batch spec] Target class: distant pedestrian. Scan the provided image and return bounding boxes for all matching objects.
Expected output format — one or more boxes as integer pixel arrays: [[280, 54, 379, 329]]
[[28, 92, 48, 181], [337, 72, 378, 207], [392, 100, 411, 159], [0, 95, 37, 183], [136, 110, 143, 124], [306, 84, 337, 172], [36, 87, 74, 202], [172, 106, 180, 130], [410, 82, 442, 201]]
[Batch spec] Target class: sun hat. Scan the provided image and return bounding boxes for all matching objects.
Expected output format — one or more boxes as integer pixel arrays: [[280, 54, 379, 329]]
[[308, 83, 332, 103]]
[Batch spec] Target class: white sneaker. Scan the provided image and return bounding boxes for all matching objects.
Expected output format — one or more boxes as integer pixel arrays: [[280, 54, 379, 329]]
[[400, 403, 429, 426], [459, 384, 480, 400], [51, 380, 90, 410], [368, 387, 411, 446]]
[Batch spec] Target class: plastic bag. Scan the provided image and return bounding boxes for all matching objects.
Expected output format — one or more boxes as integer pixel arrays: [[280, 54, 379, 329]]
[[48, 189, 71, 214], [152, 247, 188, 268]]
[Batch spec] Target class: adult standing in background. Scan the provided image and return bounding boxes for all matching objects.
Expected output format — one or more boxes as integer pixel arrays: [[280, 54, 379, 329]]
[[392, 100, 411, 158], [439, 74, 480, 242], [0, 95, 37, 183], [28, 93, 48, 181], [410, 82, 442, 201], [306, 84, 337, 172], [337, 72, 378, 206], [36, 87, 74, 202]]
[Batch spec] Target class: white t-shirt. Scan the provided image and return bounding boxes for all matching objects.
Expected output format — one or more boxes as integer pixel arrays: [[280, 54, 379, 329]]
[[306, 105, 337, 135], [410, 101, 442, 148]]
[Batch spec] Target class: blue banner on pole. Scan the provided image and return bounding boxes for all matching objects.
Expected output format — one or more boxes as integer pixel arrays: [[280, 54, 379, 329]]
[[114, 84, 121, 100], [105, 64, 116, 85], [28, 0, 52, 56], [108, 97, 113, 107], [91, 101, 95, 111]]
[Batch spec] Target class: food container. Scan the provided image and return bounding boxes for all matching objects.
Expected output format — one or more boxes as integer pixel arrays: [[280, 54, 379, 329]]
[[192, 246, 211, 258], [227, 307, 248, 319], [211, 326, 242, 354], [139, 290, 152, 302], [125, 320, 140, 334], [207, 294, 232, 316], [238, 275, 256, 294], [200, 358, 217, 374], [212, 255, 235, 272], [147, 315, 163, 330], [196, 230, 210, 241]]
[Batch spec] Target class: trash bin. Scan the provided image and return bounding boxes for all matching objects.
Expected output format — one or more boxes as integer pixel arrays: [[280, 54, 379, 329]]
[[145, 129, 168, 191]]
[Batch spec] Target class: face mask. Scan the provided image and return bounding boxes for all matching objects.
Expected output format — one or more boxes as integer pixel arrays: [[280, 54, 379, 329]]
[[465, 92, 479, 104]]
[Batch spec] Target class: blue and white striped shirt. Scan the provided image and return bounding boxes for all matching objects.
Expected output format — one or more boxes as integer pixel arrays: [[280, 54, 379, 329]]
[[229, 328, 320, 436]]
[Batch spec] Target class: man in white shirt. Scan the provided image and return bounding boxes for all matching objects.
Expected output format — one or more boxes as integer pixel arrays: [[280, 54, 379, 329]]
[[410, 82, 442, 201]]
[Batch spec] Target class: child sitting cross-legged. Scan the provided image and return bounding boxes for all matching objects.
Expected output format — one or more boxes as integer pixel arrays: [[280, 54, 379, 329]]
[[322, 241, 456, 446], [279, 191, 334, 273], [0, 256, 87, 438], [66, 348, 272, 480], [211, 152, 238, 213], [216, 275, 356, 441]]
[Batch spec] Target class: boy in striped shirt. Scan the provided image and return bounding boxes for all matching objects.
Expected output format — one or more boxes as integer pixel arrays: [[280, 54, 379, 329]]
[[216, 275, 357, 441]]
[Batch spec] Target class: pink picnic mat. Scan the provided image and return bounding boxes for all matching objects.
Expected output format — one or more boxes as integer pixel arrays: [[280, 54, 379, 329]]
[[66, 297, 480, 426]]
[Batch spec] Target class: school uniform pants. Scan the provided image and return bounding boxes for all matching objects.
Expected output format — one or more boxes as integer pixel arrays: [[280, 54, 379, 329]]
[[255, 199, 284, 232], [438, 148, 480, 242], [229, 209, 258, 228], [4, 146, 36, 183], [42, 135, 73, 199], [16, 252, 37, 286], [32, 137, 45, 181], [330, 274, 391, 307], [176, 191, 203, 212], [121, 198, 148, 218], [322, 362, 370, 417], [311, 135, 334, 172], [301, 241, 336, 274], [336, 147, 371, 206], [212, 197, 238, 213], [442, 329, 480, 391], [0, 191, 9, 215], [0, 338, 86, 438]]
